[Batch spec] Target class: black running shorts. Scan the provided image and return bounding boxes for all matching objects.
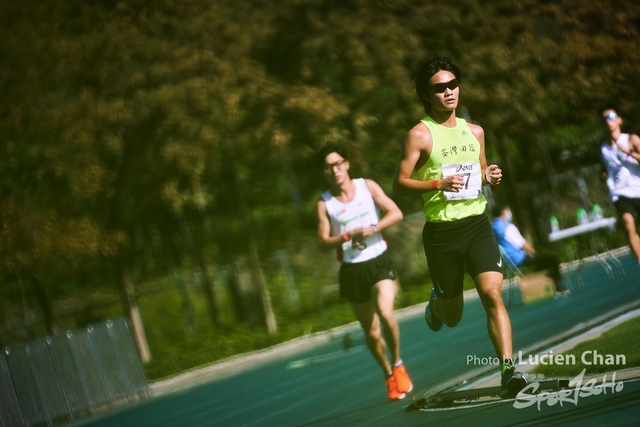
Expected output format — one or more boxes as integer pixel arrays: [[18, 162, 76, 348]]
[[339, 250, 397, 304], [614, 196, 640, 218], [422, 213, 502, 300]]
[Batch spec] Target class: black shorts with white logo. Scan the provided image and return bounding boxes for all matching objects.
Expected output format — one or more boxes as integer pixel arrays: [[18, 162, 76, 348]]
[[422, 213, 502, 300], [614, 196, 640, 218], [339, 250, 397, 304]]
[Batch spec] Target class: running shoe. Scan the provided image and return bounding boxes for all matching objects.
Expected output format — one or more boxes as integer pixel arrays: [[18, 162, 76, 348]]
[[392, 364, 413, 394], [500, 368, 528, 398], [386, 374, 405, 400], [424, 289, 443, 331]]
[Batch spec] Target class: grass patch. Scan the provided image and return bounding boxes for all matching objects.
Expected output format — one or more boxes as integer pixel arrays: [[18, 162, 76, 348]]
[[143, 293, 357, 381], [531, 314, 640, 378], [142, 273, 477, 381]]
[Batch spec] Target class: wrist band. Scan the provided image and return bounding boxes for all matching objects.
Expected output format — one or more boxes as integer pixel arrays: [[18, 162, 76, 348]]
[[431, 180, 438, 190], [342, 232, 350, 242]]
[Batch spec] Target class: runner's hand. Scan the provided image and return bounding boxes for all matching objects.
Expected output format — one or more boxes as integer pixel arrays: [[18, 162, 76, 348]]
[[442, 174, 465, 192], [350, 226, 378, 248], [485, 165, 502, 185]]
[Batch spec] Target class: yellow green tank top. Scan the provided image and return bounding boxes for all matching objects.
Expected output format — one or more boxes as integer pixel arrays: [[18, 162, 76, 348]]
[[414, 116, 487, 222]]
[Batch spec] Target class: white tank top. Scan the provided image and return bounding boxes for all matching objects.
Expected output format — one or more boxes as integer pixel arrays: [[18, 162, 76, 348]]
[[321, 178, 387, 263], [601, 134, 640, 201]]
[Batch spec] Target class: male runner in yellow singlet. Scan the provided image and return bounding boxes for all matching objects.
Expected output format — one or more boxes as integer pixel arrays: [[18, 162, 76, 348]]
[[393, 56, 526, 397]]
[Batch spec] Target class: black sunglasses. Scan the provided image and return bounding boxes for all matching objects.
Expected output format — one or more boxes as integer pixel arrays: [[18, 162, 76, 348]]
[[601, 111, 618, 122], [430, 79, 459, 94]]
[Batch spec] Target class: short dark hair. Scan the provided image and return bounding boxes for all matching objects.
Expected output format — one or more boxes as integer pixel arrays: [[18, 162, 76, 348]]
[[316, 142, 348, 168], [414, 56, 462, 114]]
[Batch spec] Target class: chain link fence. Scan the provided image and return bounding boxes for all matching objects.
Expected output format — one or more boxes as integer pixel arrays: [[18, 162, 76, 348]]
[[0, 317, 148, 427]]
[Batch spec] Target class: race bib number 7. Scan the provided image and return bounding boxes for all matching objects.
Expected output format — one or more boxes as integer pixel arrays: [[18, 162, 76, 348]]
[[442, 161, 482, 201]]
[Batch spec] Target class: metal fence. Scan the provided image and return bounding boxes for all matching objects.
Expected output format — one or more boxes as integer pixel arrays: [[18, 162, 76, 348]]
[[0, 317, 149, 427]]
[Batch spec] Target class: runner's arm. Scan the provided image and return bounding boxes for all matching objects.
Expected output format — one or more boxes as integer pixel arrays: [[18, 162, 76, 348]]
[[316, 198, 349, 251], [623, 133, 640, 162], [470, 123, 501, 185], [346, 181, 403, 244], [364, 179, 403, 233], [393, 124, 463, 195], [522, 241, 536, 256]]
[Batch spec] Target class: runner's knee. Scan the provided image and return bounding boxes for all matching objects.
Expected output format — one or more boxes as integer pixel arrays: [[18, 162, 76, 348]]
[[377, 304, 395, 323], [442, 314, 461, 328], [622, 215, 637, 231], [364, 331, 383, 349], [437, 298, 463, 327], [478, 287, 503, 308], [362, 321, 382, 340]]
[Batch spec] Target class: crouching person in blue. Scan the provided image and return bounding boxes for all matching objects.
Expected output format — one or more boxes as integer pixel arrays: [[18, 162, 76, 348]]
[[492, 204, 570, 297]]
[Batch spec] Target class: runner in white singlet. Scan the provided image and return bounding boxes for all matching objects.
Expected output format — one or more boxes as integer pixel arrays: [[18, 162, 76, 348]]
[[599, 105, 640, 265], [315, 142, 412, 401]]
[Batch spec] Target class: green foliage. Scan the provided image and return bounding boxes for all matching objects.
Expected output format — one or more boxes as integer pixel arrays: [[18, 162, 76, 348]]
[[1, 0, 640, 374], [141, 277, 357, 380]]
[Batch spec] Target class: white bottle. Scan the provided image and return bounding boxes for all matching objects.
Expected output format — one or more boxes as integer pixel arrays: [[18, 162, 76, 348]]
[[592, 204, 603, 221], [577, 208, 589, 225]]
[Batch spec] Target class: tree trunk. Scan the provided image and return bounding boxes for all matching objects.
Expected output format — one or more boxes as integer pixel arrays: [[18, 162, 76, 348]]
[[497, 134, 525, 226], [170, 256, 197, 334], [228, 256, 262, 326], [249, 238, 277, 333], [181, 214, 224, 331], [229, 156, 278, 334], [30, 275, 57, 336], [348, 112, 370, 178], [118, 258, 152, 363], [196, 249, 224, 330]]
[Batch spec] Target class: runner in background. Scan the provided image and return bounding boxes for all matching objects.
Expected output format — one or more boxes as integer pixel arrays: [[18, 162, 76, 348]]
[[392, 56, 527, 397], [599, 104, 640, 270], [316, 142, 412, 401]]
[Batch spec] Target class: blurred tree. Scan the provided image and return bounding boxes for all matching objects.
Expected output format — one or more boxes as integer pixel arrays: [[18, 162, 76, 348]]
[[455, 0, 640, 233], [1, 0, 640, 357]]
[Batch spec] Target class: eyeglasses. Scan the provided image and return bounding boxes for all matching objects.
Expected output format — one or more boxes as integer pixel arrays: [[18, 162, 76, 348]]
[[430, 79, 459, 94], [324, 159, 347, 173], [601, 112, 618, 122]]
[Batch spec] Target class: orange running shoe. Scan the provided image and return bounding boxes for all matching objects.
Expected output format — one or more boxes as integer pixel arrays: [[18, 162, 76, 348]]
[[393, 365, 413, 394], [386, 374, 405, 400]]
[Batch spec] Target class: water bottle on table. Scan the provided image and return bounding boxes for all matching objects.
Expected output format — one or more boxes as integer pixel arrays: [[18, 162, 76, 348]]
[[550, 215, 560, 233], [592, 204, 603, 221], [577, 208, 589, 225]]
